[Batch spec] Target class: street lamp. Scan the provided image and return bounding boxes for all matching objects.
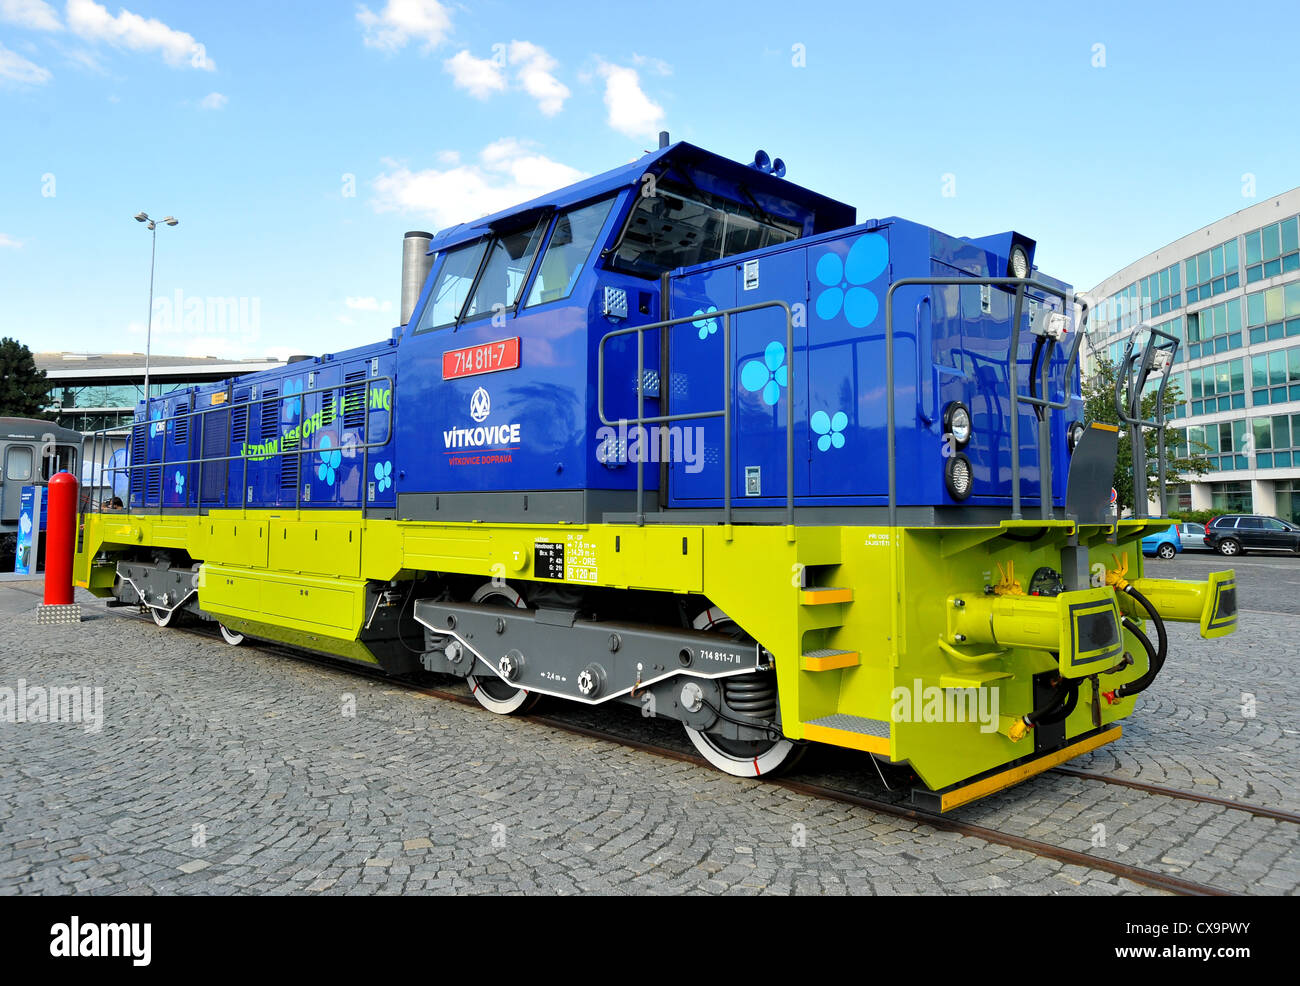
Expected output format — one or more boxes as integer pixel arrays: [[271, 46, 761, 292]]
[[133, 211, 179, 403]]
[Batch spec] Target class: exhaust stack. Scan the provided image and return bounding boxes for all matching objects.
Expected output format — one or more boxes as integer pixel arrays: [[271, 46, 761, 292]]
[[401, 231, 434, 326]]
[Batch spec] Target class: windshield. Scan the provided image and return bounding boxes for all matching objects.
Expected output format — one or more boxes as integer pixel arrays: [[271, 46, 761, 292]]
[[608, 182, 799, 277]]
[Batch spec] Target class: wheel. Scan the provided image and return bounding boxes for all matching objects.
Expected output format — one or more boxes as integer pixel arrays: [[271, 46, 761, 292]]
[[149, 605, 174, 628], [683, 725, 806, 778], [218, 623, 245, 646], [465, 582, 541, 715], [1217, 538, 1241, 556], [1157, 543, 1176, 559], [684, 608, 804, 778]]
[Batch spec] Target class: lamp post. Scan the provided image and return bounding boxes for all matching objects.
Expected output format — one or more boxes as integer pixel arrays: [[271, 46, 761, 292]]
[[133, 212, 179, 404]]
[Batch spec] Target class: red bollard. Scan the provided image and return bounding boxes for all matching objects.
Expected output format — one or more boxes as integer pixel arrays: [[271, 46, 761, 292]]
[[44, 471, 78, 606]]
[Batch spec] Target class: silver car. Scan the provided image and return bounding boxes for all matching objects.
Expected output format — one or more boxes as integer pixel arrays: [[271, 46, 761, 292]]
[[1174, 522, 1208, 550]]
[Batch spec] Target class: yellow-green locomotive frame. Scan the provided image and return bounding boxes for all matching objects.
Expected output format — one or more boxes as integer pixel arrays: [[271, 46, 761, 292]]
[[76, 506, 1236, 811]]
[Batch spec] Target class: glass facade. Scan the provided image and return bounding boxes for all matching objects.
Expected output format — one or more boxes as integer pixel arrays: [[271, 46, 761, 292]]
[[1089, 191, 1300, 517]]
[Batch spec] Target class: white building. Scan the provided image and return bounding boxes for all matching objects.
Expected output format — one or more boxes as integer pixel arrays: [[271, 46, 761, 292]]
[[1087, 189, 1300, 523]]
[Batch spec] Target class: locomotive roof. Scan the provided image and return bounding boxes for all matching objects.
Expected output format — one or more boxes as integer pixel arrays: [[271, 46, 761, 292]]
[[426, 141, 856, 254]]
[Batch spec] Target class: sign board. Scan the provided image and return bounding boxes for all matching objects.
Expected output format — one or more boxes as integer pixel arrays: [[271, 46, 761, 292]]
[[14, 485, 44, 575], [442, 337, 521, 380]]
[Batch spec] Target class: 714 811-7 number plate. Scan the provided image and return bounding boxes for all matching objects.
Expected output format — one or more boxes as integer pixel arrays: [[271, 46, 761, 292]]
[[442, 337, 521, 380]]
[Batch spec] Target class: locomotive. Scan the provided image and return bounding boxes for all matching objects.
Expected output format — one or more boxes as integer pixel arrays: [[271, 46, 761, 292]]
[[73, 138, 1238, 810]]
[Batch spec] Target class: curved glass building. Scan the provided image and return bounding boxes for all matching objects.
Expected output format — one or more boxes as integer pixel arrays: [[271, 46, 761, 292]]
[[1087, 188, 1300, 523]]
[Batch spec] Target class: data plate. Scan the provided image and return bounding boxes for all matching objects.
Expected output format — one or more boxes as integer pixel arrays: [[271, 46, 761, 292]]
[[442, 337, 521, 380], [535, 541, 564, 580]]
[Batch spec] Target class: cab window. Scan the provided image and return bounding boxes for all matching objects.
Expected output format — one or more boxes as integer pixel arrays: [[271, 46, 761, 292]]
[[415, 241, 489, 332], [525, 198, 615, 308], [609, 182, 799, 278], [462, 216, 549, 322]]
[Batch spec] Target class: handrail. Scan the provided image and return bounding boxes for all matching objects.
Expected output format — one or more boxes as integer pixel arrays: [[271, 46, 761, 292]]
[[884, 277, 1089, 527], [78, 375, 394, 530], [1114, 324, 1179, 519], [597, 299, 795, 529]]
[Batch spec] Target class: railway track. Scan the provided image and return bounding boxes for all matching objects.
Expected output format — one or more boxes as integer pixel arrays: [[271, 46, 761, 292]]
[[73, 604, 1294, 896]]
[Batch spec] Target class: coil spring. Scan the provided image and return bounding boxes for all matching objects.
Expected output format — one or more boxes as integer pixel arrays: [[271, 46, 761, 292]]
[[723, 672, 777, 721]]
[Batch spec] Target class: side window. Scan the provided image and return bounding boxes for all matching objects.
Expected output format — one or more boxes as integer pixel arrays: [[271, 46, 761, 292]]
[[526, 198, 616, 308], [462, 216, 549, 322], [1264, 518, 1287, 530], [1237, 517, 1263, 529], [5, 446, 34, 481], [415, 241, 489, 332]]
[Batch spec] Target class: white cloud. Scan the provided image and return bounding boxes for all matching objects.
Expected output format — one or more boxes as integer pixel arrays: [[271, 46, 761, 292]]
[[0, 0, 61, 31], [443, 49, 504, 99], [509, 41, 568, 116], [199, 91, 226, 110], [371, 138, 586, 228], [596, 61, 664, 140], [0, 42, 50, 84], [356, 0, 450, 52], [344, 296, 393, 312], [66, 0, 214, 70], [631, 53, 671, 76], [0, 233, 23, 248], [443, 42, 568, 115]]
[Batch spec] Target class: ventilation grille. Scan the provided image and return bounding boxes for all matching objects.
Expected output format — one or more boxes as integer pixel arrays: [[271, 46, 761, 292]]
[[231, 392, 249, 447], [145, 465, 162, 503], [343, 371, 367, 428], [259, 389, 279, 441], [174, 404, 188, 446], [280, 432, 299, 491], [321, 388, 336, 428]]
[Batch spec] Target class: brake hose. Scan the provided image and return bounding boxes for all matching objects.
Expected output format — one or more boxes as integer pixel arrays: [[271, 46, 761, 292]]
[[1107, 615, 1162, 701]]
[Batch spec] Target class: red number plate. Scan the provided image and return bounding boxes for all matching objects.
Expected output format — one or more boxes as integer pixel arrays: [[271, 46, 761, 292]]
[[442, 337, 521, 380]]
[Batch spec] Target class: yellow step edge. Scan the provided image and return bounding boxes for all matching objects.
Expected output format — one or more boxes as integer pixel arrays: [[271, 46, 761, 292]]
[[937, 726, 1123, 812], [801, 721, 890, 756], [800, 649, 860, 672], [800, 586, 853, 605]]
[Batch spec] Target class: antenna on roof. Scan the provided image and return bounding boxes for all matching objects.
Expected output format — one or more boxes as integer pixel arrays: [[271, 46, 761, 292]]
[[658, 131, 670, 149]]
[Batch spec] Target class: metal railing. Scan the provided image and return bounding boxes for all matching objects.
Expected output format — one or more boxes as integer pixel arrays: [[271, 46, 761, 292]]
[[596, 300, 795, 529], [884, 277, 1088, 526], [79, 376, 394, 529], [1115, 325, 1179, 519]]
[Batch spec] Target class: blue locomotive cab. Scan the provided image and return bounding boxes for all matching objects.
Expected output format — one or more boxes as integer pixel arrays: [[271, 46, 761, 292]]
[[396, 140, 1084, 523]]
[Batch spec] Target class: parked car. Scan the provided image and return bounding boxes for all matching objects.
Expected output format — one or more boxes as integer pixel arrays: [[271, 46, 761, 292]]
[[1141, 524, 1182, 559], [1174, 521, 1208, 550], [1204, 514, 1300, 556]]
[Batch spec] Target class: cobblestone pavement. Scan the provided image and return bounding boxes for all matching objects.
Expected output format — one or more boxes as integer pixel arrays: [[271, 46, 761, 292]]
[[0, 580, 1295, 895]]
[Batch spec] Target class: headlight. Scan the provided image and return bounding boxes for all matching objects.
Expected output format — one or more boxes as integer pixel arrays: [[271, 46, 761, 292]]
[[945, 453, 973, 501], [1009, 245, 1030, 279], [1067, 421, 1086, 453], [943, 401, 972, 448]]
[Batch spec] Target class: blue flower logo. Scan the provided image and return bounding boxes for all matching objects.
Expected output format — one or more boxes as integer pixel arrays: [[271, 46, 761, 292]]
[[740, 341, 788, 406], [149, 407, 165, 438], [811, 410, 848, 451], [693, 306, 719, 340], [814, 233, 889, 328], [317, 435, 341, 486], [374, 460, 392, 492], [283, 379, 304, 419], [173, 470, 185, 494]]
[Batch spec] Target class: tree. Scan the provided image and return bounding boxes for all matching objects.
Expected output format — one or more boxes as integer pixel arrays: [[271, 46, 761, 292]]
[[0, 338, 51, 419], [1082, 355, 1212, 514]]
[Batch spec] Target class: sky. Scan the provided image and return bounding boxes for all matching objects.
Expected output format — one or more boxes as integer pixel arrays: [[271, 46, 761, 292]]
[[1, 0, 1299, 361]]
